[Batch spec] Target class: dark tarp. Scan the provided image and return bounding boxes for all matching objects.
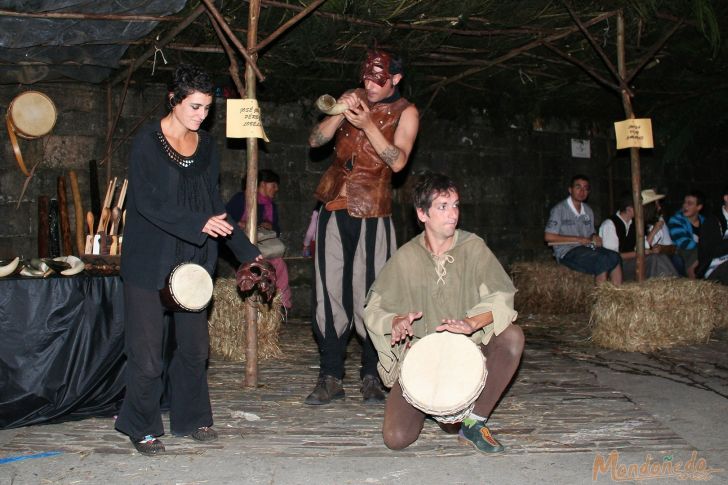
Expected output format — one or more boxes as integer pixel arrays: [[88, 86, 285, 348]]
[[0, 0, 188, 83], [0, 274, 126, 429]]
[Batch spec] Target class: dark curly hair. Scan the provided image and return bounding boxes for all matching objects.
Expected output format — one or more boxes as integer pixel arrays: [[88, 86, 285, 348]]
[[168, 64, 214, 108], [413, 171, 458, 215]]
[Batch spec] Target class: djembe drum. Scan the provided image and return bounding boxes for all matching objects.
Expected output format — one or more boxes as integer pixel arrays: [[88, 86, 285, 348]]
[[399, 332, 487, 424], [6, 91, 57, 176], [159, 263, 214, 312]]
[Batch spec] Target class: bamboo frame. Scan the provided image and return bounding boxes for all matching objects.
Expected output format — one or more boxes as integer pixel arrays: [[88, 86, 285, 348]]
[[200, 0, 265, 82], [244, 0, 262, 388], [617, 11, 645, 282]]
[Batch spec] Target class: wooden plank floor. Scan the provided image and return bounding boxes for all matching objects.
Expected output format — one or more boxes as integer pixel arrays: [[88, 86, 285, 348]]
[[6, 314, 723, 458]]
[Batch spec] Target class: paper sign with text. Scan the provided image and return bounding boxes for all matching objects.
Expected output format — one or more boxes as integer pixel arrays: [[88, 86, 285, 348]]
[[614, 118, 653, 149], [226, 99, 270, 142]]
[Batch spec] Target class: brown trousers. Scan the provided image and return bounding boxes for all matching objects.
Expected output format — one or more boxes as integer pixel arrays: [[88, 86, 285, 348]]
[[382, 324, 525, 450]]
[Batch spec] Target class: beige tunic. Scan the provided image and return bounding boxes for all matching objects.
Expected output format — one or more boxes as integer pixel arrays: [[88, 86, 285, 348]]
[[364, 230, 518, 387]]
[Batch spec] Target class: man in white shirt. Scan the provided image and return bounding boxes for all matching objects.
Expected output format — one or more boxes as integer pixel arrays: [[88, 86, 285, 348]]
[[598, 191, 678, 280]]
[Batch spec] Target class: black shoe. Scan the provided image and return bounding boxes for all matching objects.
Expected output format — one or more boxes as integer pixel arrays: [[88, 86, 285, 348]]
[[130, 435, 165, 456], [191, 426, 218, 442], [360, 374, 386, 404], [304, 375, 345, 405]]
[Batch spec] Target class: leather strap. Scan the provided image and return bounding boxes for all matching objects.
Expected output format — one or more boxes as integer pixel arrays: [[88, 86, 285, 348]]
[[6, 116, 30, 176], [325, 196, 348, 212]]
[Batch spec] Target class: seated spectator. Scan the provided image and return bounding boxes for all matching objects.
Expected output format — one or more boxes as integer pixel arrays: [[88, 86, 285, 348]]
[[226, 169, 292, 310], [668, 190, 705, 279], [598, 190, 678, 280], [642, 190, 685, 275], [697, 186, 728, 285], [545, 174, 622, 285]]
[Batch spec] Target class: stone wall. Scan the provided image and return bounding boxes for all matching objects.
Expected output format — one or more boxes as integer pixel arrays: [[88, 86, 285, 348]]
[[2, 82, 727, 318]]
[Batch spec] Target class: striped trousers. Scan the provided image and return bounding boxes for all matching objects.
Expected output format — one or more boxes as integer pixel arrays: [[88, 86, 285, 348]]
[[313, 208, 396, 380]]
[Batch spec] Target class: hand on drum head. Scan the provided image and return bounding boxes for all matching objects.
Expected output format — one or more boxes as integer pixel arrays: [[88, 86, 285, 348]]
[[236, 259, 277, 302], [391, 311, 422, 345], [436, 318, 477, 335]]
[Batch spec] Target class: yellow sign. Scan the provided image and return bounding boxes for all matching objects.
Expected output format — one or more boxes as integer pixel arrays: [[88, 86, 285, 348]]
[[614, 118, 653, 149], [226, 99, 270, 142]]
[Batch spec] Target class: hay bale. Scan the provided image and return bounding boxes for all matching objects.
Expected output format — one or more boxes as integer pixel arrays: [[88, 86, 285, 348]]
[[208, 277, 283, 361], [510, 261, 594, 314], [590, 278, 728, 352]]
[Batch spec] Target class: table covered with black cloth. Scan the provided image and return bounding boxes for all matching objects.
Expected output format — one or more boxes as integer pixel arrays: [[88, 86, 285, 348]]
[[0, 275, 126, 429]]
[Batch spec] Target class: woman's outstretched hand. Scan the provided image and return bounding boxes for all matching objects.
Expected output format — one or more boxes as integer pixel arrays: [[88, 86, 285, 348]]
[[202, 212, 233, 238]]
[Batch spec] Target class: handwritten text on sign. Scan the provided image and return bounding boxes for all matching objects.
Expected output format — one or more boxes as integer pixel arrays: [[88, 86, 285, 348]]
[[614, 118, 653, 149], [226, 99, 270, 142]]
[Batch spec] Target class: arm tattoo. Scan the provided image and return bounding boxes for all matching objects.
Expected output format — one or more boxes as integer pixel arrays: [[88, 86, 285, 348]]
[[309, 127, 332, 147], [379, 146, 400, 167]]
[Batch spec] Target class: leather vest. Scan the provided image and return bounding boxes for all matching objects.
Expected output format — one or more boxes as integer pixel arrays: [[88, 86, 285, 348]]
[[314, 88, 412, 218], [608, 214, 636, 252]]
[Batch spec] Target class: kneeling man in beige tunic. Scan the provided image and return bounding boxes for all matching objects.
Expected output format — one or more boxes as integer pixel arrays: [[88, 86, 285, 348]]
[[364, 172, 524, 453]]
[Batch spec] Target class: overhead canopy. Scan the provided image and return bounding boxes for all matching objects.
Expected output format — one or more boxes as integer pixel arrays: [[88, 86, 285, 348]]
[[0, 0, 187, 84], [0, 0, 725, 151]]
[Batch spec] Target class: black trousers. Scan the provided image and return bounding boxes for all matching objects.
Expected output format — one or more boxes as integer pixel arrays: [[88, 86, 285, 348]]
[[115, 283, 212, 440]]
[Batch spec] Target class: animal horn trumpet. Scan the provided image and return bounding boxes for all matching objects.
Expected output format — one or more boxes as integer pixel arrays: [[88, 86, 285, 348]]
[[315, 94, 349, 115]]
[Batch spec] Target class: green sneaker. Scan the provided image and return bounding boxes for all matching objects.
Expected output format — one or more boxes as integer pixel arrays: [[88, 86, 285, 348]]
[[458, 422, 505, 453]]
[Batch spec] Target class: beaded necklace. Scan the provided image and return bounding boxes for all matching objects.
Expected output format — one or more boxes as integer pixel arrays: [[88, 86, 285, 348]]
[[156, 131, 196, 168]]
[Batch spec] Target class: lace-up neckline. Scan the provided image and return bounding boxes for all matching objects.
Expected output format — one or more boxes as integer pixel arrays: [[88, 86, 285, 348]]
[[424, 234, 456, 285], [433, 253, 454, 285]]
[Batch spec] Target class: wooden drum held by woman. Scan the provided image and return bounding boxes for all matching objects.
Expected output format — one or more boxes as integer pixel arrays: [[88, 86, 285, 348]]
[[159, 263, 214, 312], [399, 332, 487, 424]]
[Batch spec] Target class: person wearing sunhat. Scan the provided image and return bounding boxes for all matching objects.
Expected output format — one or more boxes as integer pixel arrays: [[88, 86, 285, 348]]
[[599, 189, 679, 280]]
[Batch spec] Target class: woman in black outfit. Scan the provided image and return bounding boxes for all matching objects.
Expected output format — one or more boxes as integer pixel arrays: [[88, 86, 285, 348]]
[[115, 65, 260, 456]]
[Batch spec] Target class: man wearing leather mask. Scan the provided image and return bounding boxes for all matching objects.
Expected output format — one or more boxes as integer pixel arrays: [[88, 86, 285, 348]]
[[306, 48, 420, 405]]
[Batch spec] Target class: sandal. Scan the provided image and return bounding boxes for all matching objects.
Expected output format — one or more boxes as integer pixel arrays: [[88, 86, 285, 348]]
[[190, 426, 218, 442], [131, 435, 165, 456]]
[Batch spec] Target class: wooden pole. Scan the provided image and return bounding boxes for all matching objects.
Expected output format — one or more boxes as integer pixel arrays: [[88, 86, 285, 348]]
[[617, 11, 645, 282], [109, 4, 207, 86], [37, 196, 49, 258], [244, 0, 262, 388], [68, 171, 85, 255], [254, 0, 328, 53], [105, 85, 112, 184], [200, 0, 265, 82], [57, 175, 73, 256], [207, 11, 246, 96]]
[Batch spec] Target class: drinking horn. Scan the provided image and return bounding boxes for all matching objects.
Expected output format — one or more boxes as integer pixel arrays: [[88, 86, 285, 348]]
[[315, 94, 349, 115]]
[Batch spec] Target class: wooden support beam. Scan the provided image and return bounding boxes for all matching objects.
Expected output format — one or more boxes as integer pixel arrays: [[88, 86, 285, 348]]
[[542, 42, 621, 92], [562, 0, 634, 97], [109, 4, 207, 86], [625, 18, 684, 84], [254, 0, 328, 53], [244, 0, 262, 388], [207, 11, 246, 96], [617, 10, 645, 282], [0, 9, 180, 21], [423, 10, 617, 94], [200, 0, 265, 82], [256, 0, 550, 37]]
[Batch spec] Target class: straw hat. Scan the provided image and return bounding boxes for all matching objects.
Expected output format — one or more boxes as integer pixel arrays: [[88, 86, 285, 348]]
[[641, 189, 665, 205]]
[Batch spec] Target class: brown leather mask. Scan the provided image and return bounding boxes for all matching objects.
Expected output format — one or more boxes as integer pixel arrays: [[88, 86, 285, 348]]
[[361, 50, 393, 87]]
